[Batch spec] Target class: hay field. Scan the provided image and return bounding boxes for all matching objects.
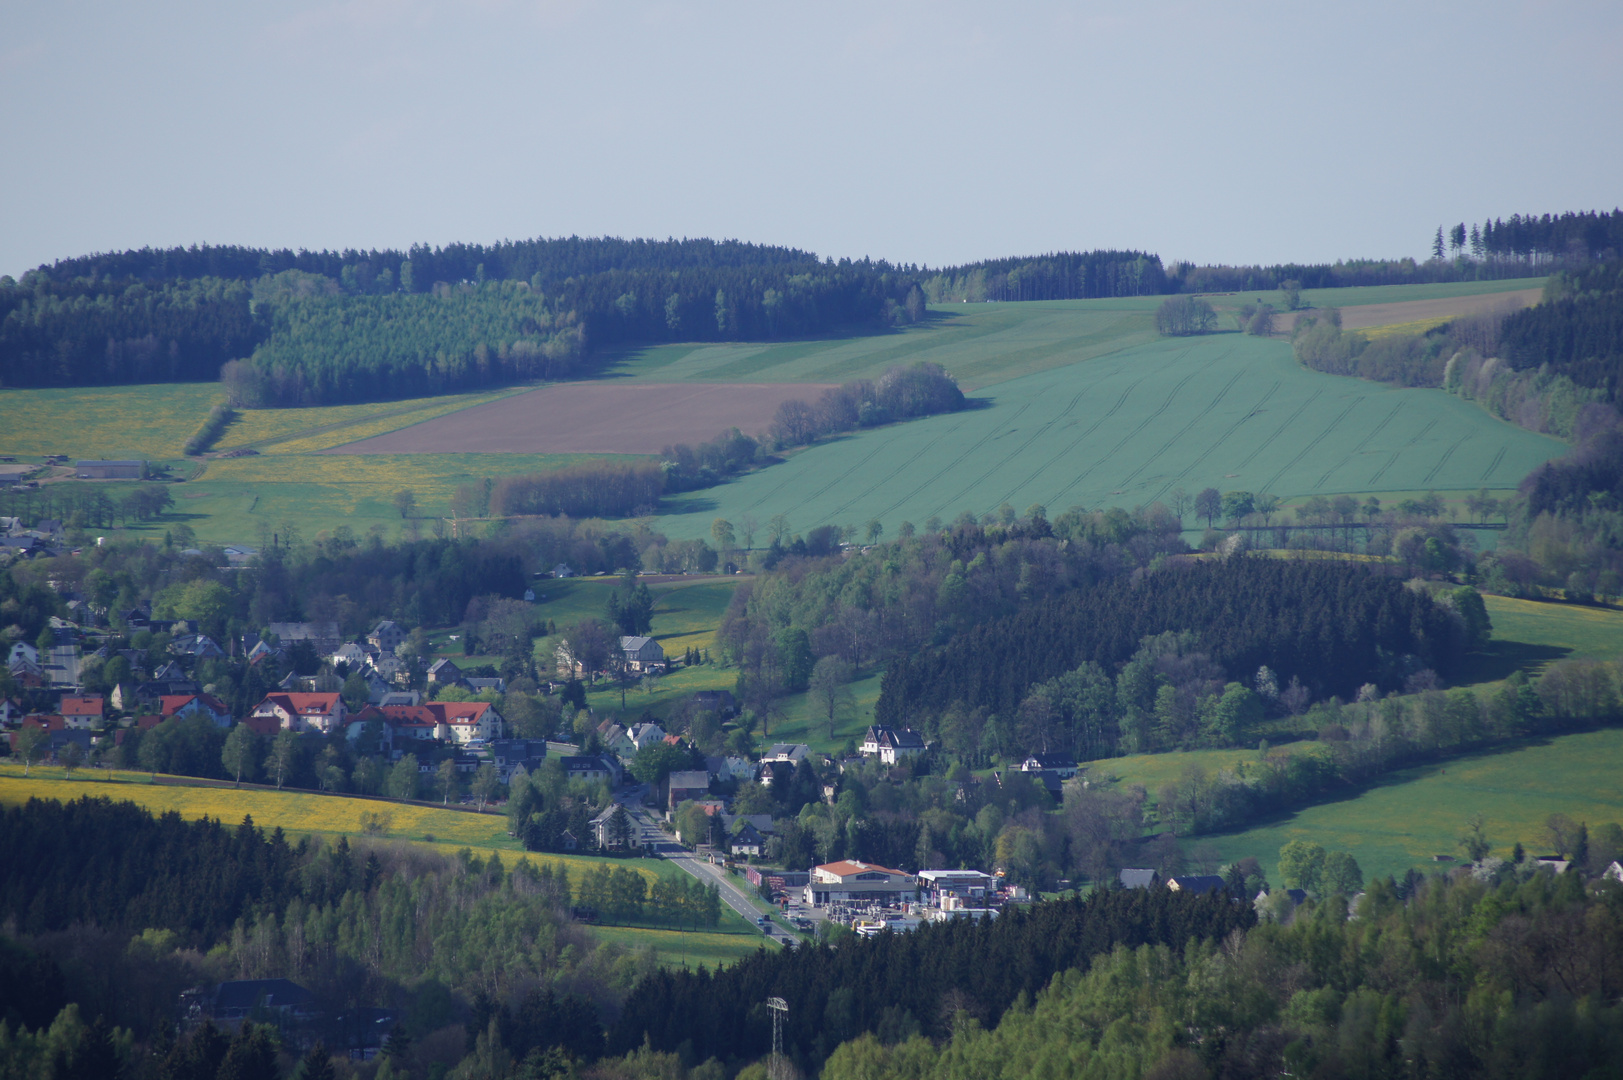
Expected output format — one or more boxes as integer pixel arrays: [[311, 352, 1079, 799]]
[[653, 331, 1565, 542], [328, 382, 836, 455], [1197, 727, 1623, 887]]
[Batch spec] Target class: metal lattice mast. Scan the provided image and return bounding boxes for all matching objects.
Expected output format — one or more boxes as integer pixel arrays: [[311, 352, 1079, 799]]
[[767, 996, 788, 1080]]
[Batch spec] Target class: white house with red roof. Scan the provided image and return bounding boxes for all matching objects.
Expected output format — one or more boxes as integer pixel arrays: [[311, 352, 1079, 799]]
[[59, 695, 104, 730], [351, 701, 502, 747], [803, 860, 917, 907], [251, 692, 346, 734], [160, 693, 232, 727]]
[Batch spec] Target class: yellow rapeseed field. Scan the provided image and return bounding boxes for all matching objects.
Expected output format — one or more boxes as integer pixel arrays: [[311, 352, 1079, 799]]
[[1358, 317, 1453, 341], [0, 767, 657, 884], [0, 384, 222, 459]]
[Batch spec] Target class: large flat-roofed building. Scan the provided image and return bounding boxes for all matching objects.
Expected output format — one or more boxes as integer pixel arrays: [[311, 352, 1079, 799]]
[[917, 869, 996, 910], [803, 860, 916, 907], [75, 460, 145, 479]]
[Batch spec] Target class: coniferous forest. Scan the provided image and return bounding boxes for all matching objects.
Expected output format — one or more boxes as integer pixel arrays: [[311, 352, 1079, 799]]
[[876, 559, 1462, 725]]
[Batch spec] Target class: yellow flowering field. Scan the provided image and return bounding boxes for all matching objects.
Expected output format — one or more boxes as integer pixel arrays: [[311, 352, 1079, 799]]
[[1358, 317, 1453, 341], [0, 766, 658, 884], [0, 384, 222, 459]]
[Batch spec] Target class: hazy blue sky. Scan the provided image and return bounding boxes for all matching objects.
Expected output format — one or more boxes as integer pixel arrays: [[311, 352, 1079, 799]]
[[3, 0, 1619, 277]]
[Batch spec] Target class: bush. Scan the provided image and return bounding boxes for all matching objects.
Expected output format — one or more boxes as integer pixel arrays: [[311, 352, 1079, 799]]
[[1154, 295, 1217, 336]]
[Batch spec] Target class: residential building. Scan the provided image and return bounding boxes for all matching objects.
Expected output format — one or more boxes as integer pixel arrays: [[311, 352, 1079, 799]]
[[171, 634, 226, 660], [265, 621, 341, 655], [628, 722, 667, 752], [729, 821, 764, 857], [426, 658, 465, 687], [618, 636, 666, 673], [562, 755, 622, 786], [666, 769, 710, 809], [351, 701, 503, 745], [59, 695, 104, 729], [860, 725, 927, 762], [251, 692, 346, 734], [803, 861, 916, 907], [1020, 753, 1079, 779], [159, 693, 232, 727], [465, 677, 506, 695], [1119, 869, 1161, 889], [7, 642, 38, 666], [368, 620, 407, 655], [490, 739, 548, 781], [331, 643, 368, 669], [208, 979, 317, 1030]]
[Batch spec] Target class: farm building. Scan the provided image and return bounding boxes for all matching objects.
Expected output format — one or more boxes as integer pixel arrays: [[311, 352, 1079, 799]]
[[74, 460, 144, 479]]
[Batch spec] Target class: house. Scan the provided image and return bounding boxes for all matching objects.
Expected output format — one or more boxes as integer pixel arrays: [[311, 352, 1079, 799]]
[[704, 755, 756, 783], [1604, 861, 1623, 883], [59, 695, 104, 729], [368, 620, 407, 655], [667, 769, 711, 809], [1533, 856, 1571, 874], [859, 725, 926, 763], [426, 658, 465, 687], [803, 861, 916, 907], [465, 677, 506, 696], [593, 721, 635, 758], [729, 821, 764, 858], [376, 689, 420, 707], [690, 689, 738, 717], [0, 698, 23, 725], [628, 722, 667, 752], [171, 634, 226, 661], [1020, 753, 1079, 780], [551, 563, 575, 578], [917, 869, 997, 910], [619, 636, 666, 673], [562, 755, 622, 787], [1167, 875, 1227, 896], [246, 639, 285, 666], [7, 642, 38, 666], [8, 657, 46, 689], [490, 739, 548, 781], [1119, 869, 1161, 889], [209, 979, 317, 1028], [160, 693, 232, 727], [558, 829, 579, 851], [74, 460, 145, 480], [762, 743, 811, 766], [877, 728, 925, 764], [352, 701, 503, 745], [592, 805, 632, 850], [251, 692, 346, 734], [265, 621, 341, 655], [330, 643, 368, 669], [122, 608, 151, 632]]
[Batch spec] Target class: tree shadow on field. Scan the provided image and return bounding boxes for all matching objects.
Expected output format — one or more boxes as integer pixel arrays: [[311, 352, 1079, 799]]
[[1454, 640, 1571, 685]]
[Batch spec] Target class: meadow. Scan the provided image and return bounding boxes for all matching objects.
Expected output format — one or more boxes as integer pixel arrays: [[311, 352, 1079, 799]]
[[1194, 727, 1623, 888]]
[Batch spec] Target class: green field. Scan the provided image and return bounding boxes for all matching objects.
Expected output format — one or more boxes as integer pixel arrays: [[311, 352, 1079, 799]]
[[1193, 727, 1623, 887], [0, 277, 1557, 548], [1456, 595, 1623, 684], [653, 328, 1565, 541]]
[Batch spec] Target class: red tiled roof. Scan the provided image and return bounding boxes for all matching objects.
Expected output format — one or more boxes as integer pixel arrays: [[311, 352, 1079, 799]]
[[60, 696, 104, 717], [240, 715, 282, 736], [256, 693, 341, 716], [354, 702, 490, 728]]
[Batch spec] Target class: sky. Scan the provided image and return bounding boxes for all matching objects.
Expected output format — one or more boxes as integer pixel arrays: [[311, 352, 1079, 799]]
[[3, 0, 1620, 277]]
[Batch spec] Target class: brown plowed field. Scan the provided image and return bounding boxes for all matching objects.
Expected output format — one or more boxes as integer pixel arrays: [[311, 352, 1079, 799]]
[[322, 381, 836, 455], [1328, 288, 1541, 330]]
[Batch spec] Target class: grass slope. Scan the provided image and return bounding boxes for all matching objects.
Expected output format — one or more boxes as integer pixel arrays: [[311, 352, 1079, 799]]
[[654, 329, 1565, 541], [1192, 727, 1623, 888]]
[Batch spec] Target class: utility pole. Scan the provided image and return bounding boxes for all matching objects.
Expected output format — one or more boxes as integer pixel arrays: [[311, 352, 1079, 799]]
[[767, 996, 788, 1080]]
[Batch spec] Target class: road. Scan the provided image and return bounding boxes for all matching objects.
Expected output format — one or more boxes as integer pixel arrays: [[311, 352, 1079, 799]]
[[614, 786, 787, 945]]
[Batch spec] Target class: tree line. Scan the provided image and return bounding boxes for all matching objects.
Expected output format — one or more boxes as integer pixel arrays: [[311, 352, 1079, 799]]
[[821, 866, 1623, 1080], [876, 558, 1464, 727], [609, 886, 1254, 1069], [920, 250, 1168, 301]]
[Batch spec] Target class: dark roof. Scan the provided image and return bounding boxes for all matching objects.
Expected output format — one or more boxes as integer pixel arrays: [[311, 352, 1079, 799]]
[[214, 979, 314, 1011], [1168, 875, 1228, 895], [1119, 868, 1160, 888], [1026, 753, 1077, 769]]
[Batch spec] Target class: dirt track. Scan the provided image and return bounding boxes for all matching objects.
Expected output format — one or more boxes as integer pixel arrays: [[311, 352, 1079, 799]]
[[323, 381, 836, 455]]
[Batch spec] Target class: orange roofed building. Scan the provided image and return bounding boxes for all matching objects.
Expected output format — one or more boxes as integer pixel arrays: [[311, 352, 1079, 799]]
[[251, 693, 346, 734], [803, 860, 917, 907]]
